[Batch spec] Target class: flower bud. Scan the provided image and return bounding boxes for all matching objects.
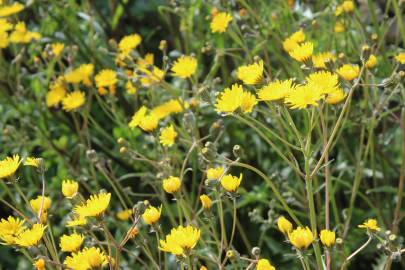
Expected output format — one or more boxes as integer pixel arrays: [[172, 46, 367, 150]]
[[277, 216, 293, 235]]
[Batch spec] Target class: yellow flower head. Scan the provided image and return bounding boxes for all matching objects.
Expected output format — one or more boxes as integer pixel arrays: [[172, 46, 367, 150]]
[[365, 54, 377, 69], [215, 84, 244, 113], [237, 60, 264, 85], [256, 258, 276, 270], [74, 192, 111, 218], [0, 216, 26, 245], [288, 226, 314, 250], [139, 114, 159, 132], [33, 259, 45, 270], [284, 83, 323, 109], [306, 71, 339, 95], [163, 176, 181, 194], [66, 216, 87, 227], [64, 64, 94, 85], [326, 88, 346, 105], [62, 179, 79, 198], [210, 12, 232, 33], [64, 247, 108, 270], [46, 79, 66, 107], [241, 91, 258, 113], [336, 64, 360, 81], [159, 225, 201, 256], [30, 195, 52, 213], [9, 21, 41, 43], [199, 194, 212, 209], [342, 1, 354, 12], [118, 33, 142, 56], [125, 80, 137, 94], [395, 53, 405, 64], [117, 209, 133, 221], [283, 29, 305, 52], [142, 205, 162, 225], [15, 224, 46, 247], [62, 91, 85, 112], [320, 229, 336, 247], [24, 157, 41, 168], [207, 167, 224, 180], [159, 125, 178, 147], [220, 173, 242, 192], [312, 52, 336, 69], [171, 55, 198, 79], [289, 42, 313, 63], [0, 3, 24, 17], [0, 154, 21, 179], [129, 106, 148, 129], [358, 218, 380, 231], [51, 43, 64, 57], [277, 216, 293, 235], [95, 69, 118, 95], [59, 232, 84, 252], [334, 21, 345, 33], [258, 79, 294, 101], [0, 31, 9, 49]]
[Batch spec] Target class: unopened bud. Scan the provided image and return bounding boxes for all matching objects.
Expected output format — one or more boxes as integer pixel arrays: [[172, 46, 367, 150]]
[[233, 145, 243, 158], [251, 247, 261, 256]]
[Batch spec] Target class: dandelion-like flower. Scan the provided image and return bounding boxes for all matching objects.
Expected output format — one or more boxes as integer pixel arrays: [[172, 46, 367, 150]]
[[320, 229, 336, 247], [277, 216, 293, 235], [15, 224, 46, 247], [200, 194, 212, 209], [46, 79, 66, 107], [207, 167, 224, 180], [258, 79, 294, 101], [312, 52, 336, 69], [51, 43, 64, 57], [236, 60, 264, 85], [159, 125, 177, 147], [66, 216, 87, 227], [142, 205, 162, 225], [159, 225, 201, 256], [33, 259, 45, 270], [0, 3, 24, 17], [215, 84, 244, 113], [0, 216, 26, 245], [30, 195, 52, 213], [95, 69, 118, 95], [289, 42, 313, 63], [118, 33, 142, 57], [336, 64, 360, 81], [220, 173, 242, 192], [326, 88, 346, 104], [24, 157, 41, 168], [256, 258, 276, 270], [0, 154, 21, 179], [62, 179, 79, 198], [282, 29, 305, 52], [64, 247, 108, 270], [334, 21, 345, 33], [395, 53, 405, 64], [284, 83, 323, 109], [210, 12, 232, 33], [163, 176, 181, 194], [241, 91, 258, 113], [116, 209, 133, 221], [288, 226, 314, 250], [9, 22, 41, 43], [365, 54, 377, 69], [64, 64, 94, 86], [358, 218, 380, 231], [171, 55, 197, 79], [59, 232, 84, 252], [62, 91, 85, 112], [306, 71, 339, 95], [74, 192, 111, 218]]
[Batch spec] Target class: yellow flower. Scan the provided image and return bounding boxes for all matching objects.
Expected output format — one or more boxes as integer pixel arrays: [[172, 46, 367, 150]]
[[258, 79, 294, 101], [74, 192, 111, 218], [0, 31, 9, 48], [0, 154, 21, 179], [125, 80, 137, 94], [221, 173, 242, 192], [365, 54, 377, 69], [117, 209, 133, 221], [207, 167, 224, 180], [129, 106, 148, 128], [59, 232, 84, 252], [306, 71, 339, 95], [64, 64, 94, 85], [241, 91, 258, 113], [118, 33, 142, 56], [0, 3, 24, 17], [142, 205, 162, 225], [342, 1, 354, 12], [33, 258, 45, 270], [336, 64, 360, 81], [200, 194, 212, 209], [163, 176, 181, 194], [215, 84, 244, 113], [159, 125, 178, 147], [326, 88, 346, 105], [277, 216, 293, 235], [334, 21, 345, 33], [171, 55, 198, 79], [139, 114, 159, 132], [64, 247, 108, 270], [289, 42, 313, 63], [62, 179, 79, 199], [0, 216, 26, 245], [237, 60, 264, 85], [335, 5, 344, 16], [210, 12, 232, 33], [62, 91, 85, 112], [256, 258, 276, 270], [282, 29, 305, 52], [24, 157, 41, 168], [66, 216, 87, 227], [151, 99, 186, 119], [9, 21, 41, 43], [288, 226, 314, 250], [46, 79, 66, 107], [51, 42, 64, 57], [30, 196, 52, 213], [312, 52, 336, 69], [284, 83, 323, 109], [395, 53, 405, 64], [15, 224, 46, 247], [320, 229, 336, 247], [137, 54, 165, 86], [358, 218, 380, 231], [159, 225, 201, 256], [95, 69, 118, 95], [0, 18, 13, 32]]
